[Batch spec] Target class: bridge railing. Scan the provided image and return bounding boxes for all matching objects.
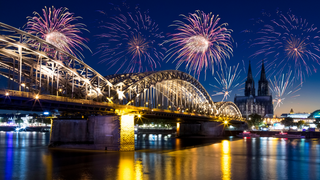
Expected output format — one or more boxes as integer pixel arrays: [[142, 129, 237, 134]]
[[1, 89, 115, 108]]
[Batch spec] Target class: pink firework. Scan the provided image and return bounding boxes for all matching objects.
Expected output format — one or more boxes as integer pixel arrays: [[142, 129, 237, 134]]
[[25, 6, 89, 59], [166, 10, 233, 79]]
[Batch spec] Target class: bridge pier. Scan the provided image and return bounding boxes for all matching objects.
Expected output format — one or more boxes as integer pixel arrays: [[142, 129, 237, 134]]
[[177, 121, 224, 137], [49, 115, 135, 151]]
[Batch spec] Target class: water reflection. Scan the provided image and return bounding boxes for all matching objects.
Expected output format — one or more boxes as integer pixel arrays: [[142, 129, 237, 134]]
[[0, 132, 320, 180], [221, 140, 231, 180], [5, 132, 13, 180], [117, 152, 143, 180]]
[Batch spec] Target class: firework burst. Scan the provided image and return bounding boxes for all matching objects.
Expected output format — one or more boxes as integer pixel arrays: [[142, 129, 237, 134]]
[[96, 4, 166, 73], [165, 10, 233, 79], [269, 71, 301, 110], [25, 6, 90, 59], [210, 63, 244, 101], [250, 10, 320, 82]]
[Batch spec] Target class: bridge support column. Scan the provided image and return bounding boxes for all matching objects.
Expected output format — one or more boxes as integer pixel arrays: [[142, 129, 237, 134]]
[[49, 115, 135, 151]]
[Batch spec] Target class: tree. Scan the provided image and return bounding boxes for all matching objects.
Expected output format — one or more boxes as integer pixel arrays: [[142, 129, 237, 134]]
[[281, 117, 294, 127], [1, 117, 9, 123], [297, 120, 305, 128], [247, 114, 263, 130]]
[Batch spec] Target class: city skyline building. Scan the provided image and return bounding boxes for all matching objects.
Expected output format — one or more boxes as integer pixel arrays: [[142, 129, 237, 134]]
[[234, 61, 274, 118]]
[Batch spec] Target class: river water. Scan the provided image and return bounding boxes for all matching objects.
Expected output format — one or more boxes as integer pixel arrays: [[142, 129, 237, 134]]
[[0, 131, 319, 180]]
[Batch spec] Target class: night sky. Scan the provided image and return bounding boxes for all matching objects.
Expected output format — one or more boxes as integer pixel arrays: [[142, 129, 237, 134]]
[[1, 0, 320, 116]]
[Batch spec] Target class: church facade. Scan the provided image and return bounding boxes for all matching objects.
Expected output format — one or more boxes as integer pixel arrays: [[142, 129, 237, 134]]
[[234, 61, 273, 118]]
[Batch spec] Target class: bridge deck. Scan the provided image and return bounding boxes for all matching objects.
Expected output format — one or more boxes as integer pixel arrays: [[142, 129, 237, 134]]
[[0, 90, 245, 121]]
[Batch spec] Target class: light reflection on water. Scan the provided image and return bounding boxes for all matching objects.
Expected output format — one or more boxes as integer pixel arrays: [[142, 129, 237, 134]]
[[0, 132, 320, 180], [221, 140, 231, 180]]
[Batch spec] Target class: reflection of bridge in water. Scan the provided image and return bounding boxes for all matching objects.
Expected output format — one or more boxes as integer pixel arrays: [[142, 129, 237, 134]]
[[0, 22, 243, 150]]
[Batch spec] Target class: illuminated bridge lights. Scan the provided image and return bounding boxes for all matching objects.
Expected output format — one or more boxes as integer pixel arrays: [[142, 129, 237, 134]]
[[0, 22, 243, 121]]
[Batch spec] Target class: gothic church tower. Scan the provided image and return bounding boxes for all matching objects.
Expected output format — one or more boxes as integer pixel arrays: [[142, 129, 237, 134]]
[[258, 60, 270, 96], [245, 61, 255, 96]]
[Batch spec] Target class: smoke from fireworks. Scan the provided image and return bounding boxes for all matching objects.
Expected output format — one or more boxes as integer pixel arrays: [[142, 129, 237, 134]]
[[210, 63, 244, 101], [165, 10, 233, 79], [25, 6, 90, 59], [96, 4, 166, 73], [269, 71, 301, 110], [249, 10, 320, 82]]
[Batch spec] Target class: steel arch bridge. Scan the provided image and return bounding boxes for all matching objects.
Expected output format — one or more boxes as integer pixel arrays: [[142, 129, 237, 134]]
[[0, 22, 242, 120]]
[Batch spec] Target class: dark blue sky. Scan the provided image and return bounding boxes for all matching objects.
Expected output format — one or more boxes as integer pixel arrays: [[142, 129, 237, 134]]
[[1, 0, 320, 115]]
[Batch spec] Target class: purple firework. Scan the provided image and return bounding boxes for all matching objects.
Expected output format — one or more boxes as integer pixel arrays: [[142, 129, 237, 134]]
[[96, 5, 166, 73], [165, 10, 233, 79], [25, 6, 90, 59], [250, 10, 320, 82]]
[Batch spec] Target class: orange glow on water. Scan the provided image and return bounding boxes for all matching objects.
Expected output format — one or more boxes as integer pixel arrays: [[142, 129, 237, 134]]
[[221, 140, 231, 180], [118, 152, 143, 180]]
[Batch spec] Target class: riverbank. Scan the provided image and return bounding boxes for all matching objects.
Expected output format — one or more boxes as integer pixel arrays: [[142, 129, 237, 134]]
[[225, 130, 320, 138], [0, 126, 50, 132]]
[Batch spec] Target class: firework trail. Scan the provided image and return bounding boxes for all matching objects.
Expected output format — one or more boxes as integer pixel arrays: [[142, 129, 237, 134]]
[[165, 10, 233, 79], [269, 71, 301, 110], [249, 10, 320, 82], [25, 6, 90, 59], [96, 4, 166, 73], [210, 63, 244, 101]]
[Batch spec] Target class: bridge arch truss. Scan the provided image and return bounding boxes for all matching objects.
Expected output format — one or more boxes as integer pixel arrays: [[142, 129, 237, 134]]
[[0, 22, 242, 120], [105, 70, 242, 119]]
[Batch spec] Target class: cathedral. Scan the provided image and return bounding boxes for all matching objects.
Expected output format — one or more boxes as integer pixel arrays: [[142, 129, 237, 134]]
[[234, 61, 273, 118]]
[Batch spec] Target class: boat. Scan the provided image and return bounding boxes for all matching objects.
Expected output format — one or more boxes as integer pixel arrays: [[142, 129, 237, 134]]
[[273, 131, 305, 138], [237, 131, 260, 138], [15, 126, 26, 132]]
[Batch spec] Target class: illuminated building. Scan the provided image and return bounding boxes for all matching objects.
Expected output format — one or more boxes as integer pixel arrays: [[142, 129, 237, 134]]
[[234, 61, 273, 118], [280, 108, 316, 124]]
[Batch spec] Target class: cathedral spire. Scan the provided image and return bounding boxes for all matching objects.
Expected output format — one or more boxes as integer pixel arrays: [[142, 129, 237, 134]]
[[245, 60, 255, 96], [247, 60, 253, 81], [260, 60, 267, 81], [258, 59, 269, 96]]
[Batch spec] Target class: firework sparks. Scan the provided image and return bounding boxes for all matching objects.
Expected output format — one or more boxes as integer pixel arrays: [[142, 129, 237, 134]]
[[25, 6, 90, 59], [269, 71, 302, 110], [165, 10, 233, 79], [210, 63, 244, 101], [250, 10, 320, 82], [96, 4, 166, 73]]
